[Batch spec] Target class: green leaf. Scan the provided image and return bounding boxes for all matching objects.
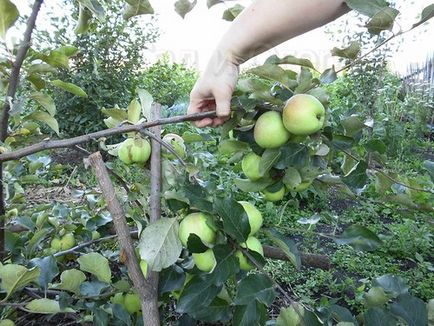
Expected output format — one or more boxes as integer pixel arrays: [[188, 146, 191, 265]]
[[265, 229, 301, 269], [186, 234, 209, 254], [208, 244, 240, 286], [320, 66, 338, 84], [127, 99, 141, 123], [177, 275, 222, 314], [174, 0, 197, 19], [78, 253, 112, 283], [364, 139, 386, 154], [423, 160, 434, 182], [52, 80, 87, 98], [277, 304, 310, 326], [234, 274, 276, 306], [55, 45, 79, 57], [222, 4, 244, 21], [27, 63, 57, 75], [123, 0, 154, 20], [0, 0, 19, 39], [331, 41, 361, 59], [219, 139, 250, 155], [364, 308, 397, 326], [138, 218, 182, 272], [248, 64, 297, 90], [233, 300, 267, 326], [101, 108, 127, 121], [345, 0, 389, 18], [342, 160, 368, 189], [78, 0, 105, 20], [373, 274, 409, 297], [265, 55, 316, 70], [207, 0, 223, 8], [0, 264, 40, 300], [30, 92, 56, 116], [181, 183, 214, 213], [29, 256, 59, 290], [26, 299, 75, 314], [159, 265, 185, 295], [214, 198, 250, 243], [137, 88, 153, 120], [234, 178, 274, 192], [390, 293, 428, 326], [275, 143, 309, 169], [282, 167, 302, 189], [367, 7, 400, 35], [51, 269, 86, 295], [24, 111, 59, 135], [190, 297, 231, 323], [75, 4, 92, 35], [341, 116, 365, 137], [413, 4, 434, 28], [334, 225, 383, 251], [259, 149, 281, 176], [295, 67, 314, 93], [80, 280, 108, 296]]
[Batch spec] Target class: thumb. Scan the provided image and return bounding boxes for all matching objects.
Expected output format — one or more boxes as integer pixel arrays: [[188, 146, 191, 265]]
[[214, 91, 232, 118]]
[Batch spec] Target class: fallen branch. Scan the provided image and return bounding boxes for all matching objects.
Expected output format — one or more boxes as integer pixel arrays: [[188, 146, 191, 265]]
[[263, 245, 331, 270], [0, 111, 216, 163]]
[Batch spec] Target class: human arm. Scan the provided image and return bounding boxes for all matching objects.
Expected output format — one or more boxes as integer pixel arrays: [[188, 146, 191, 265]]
[[188, 0, 350, 127]]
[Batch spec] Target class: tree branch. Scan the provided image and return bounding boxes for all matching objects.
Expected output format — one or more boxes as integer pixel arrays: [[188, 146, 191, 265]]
[[0, 111, 216, 163], [88, 152, 159, 326]]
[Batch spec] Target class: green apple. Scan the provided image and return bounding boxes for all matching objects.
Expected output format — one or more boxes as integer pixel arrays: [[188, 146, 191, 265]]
[[124, 293, 141, 314], [91, 230, 101, 240], [5, 208, 18, 218], [241, 152, 262, 181], [364, 287, 389, 307], [0, 319, 15, 326], [60, 233, 76, 250], [235, 236, 264, 271], [50, 238, 62, 251], [287, 180, 313, 192], [262, 185, 285, 202], [118, 138, 151, 165], [162, 133, 186, 159], [238, 201, 263, 235], [254, 111, 290, 149], [178, 212, 216, 247], [192, 249, 216, 273], [140, 260, 148, 278], [282, 94, 325, 136], [110, 293, 125, 306], [276, 303, 305, 325]]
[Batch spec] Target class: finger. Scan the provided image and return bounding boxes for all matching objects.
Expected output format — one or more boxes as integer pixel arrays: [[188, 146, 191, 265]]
[[195, 118, 213, 128], [213, 92, 232, 118], [212, 117, 229, 127]]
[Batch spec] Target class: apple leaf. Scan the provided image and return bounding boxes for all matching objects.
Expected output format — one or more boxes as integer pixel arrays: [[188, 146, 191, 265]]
[[75, 4, 92, 34], [29, 256, 59, 290], [275, 143, 309, 169], [127, 99, 141, 123], [177, 275, 222, 314], [248, 64, 298, 90], [364, 308, 397, 326], [0, 264, 40, 301], [265, 229, 301, 269], [189, 297, 231, 323], [218, 139, 250, 155], [77, 0, 105, 21], [51, 80, 87, 98], [174, 0, 197, 19], [413, 4, 434, 28], [234, 178, 274, 192], [138, 218, 182, 272], [233, 300, 267, 326], [159, 265, 185, 295], [214, 197, 250, 243], [0, 0, 19, 39], [345, 0, 389, 18], [259, 149, 281, 176], [390, 293, 428, 326], [373, 274, 409, 297], [207, 0, 223, 8], [331, 41, 361, 59], [342, 160, 368, 189], [367, 7, 400, 35], [265, 55, 316, 70], [334, 224, 383, 251], [234, 274, 276, 306], [51, 269, 87, 295], [123, 0, 154, 20], [222, 4, 244, 21], [30, 92, 56, 116], [137, 88, 153, 120], [24, 111, 59, 135], [26, 298, 75, 314], [207, 244, 240, 286], [78, 253, 112, 283], [320, 67, 338, 84]]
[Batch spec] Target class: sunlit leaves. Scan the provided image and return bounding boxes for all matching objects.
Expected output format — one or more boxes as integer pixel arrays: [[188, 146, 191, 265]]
[[331, 41, 361, 60], [138, 218, 182, 272], [222, 4, 244, 21], [127, 99, 141, 123], [25, 298, 75, 314], [77, 0, 105, 21], [413, 4, 434, 28], [207, 0, 223, 8], [137, 88, 153, 120], [0, 264, 40, 300], [75, 4, 92, 35], [265, 54, 316, 70], [30, 92, 56, 116], [248, 64, 298, 90], [24, 111, 59, 135], [78, 252, 112, 283], [174, 0, 197, 19], [0, 0, 19, 39], [51, 80, 87, 98], [51, 269, 86, 295], [123, 0, 154, 20], [367, 7, 399, 35]]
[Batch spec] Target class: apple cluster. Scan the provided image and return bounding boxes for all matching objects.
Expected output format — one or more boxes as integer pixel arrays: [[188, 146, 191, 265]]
[[178, 202, 264, 273], [242, 94, 326, 201], [118, 136, 151, 165]]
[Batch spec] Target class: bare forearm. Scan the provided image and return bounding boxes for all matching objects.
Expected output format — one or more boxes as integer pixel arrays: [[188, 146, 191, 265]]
[[219, 0, 349, 64]]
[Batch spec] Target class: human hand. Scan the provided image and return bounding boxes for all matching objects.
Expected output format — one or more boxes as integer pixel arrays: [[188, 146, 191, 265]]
[[188, 53, 239, 128]]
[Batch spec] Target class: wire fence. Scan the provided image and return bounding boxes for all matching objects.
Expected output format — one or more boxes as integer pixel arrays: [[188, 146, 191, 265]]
[[401, 54, 434, 101]]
